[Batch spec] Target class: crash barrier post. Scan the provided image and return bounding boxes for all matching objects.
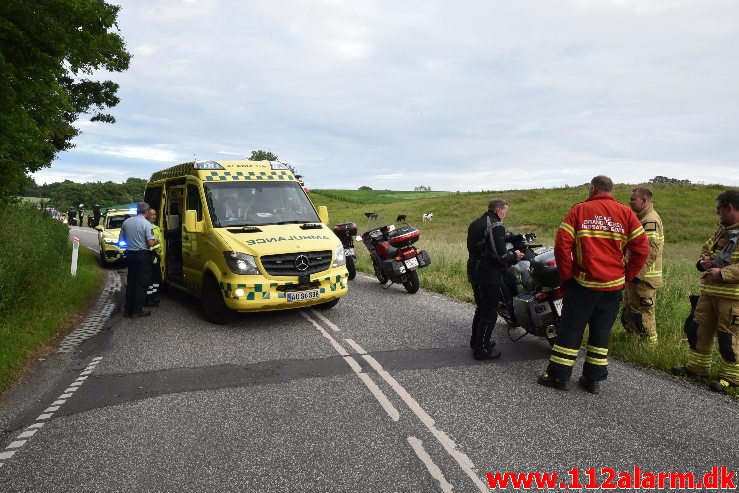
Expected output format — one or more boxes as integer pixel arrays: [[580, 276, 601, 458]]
[[71, 237, 80, 277]]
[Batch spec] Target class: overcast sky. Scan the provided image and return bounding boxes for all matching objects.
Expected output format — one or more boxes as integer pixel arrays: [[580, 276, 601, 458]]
[[35, 0, 739, 191]]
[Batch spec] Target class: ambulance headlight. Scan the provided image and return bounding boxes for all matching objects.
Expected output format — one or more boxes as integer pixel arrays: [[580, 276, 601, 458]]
[[332, 245, 346, 267], [224, 252, 259, 275]]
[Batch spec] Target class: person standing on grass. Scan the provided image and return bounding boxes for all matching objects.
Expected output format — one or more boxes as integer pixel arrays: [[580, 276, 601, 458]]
[[621, 187, 664, 345], [538, 176, 649, 394], [672, 189, 739, 393], [466, 198, 524, 360], [120, 202, 158, 318], [144, 208, 163, 308]]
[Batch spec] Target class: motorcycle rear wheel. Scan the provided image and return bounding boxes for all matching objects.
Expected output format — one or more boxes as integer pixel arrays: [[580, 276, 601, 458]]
[[346, 255, 356, 280], [403, 270, 420, 294]]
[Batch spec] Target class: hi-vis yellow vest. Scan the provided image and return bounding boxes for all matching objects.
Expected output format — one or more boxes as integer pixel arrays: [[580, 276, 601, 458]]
[[700, 222, 739, 300], [637, 205, 664, 287]]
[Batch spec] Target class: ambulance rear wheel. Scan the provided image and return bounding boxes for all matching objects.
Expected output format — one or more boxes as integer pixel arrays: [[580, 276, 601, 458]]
[[202, 275, 235, 324], [346, 255, 356, 280], [403, 270, 420, 294]]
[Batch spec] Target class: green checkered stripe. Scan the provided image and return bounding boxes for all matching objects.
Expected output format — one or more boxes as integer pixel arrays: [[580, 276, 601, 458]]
[[203, 170, 294, 182], [220, 273, 347, 301]]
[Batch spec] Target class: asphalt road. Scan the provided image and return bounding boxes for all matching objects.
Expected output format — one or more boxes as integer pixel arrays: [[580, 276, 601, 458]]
[[0, 226, 736, 492]]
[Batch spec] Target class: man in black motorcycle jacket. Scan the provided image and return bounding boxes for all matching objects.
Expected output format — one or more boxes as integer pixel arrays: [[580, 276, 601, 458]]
[[466, 198, 524, 359]]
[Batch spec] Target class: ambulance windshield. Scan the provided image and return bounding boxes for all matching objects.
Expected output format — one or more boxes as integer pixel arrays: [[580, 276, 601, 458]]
[[106, 214, 135, 229], [204, 181, 320, 227]]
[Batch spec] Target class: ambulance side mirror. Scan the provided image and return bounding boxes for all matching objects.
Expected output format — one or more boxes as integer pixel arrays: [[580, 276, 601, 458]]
[[95, 225, 103, 231], [184, 210, 202, 233], [317, 206, 329, 225]]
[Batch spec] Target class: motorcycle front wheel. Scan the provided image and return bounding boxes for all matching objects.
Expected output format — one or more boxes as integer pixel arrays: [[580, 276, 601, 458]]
[[346, 255, 356, 280], [373, 260, 388, 284], [402, 270, 420, 294]]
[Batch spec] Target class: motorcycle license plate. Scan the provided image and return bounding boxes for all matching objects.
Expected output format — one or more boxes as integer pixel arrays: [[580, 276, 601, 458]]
[[404, 257, 419, 270], [553, 299, 563, 316], [287, 289, 320, 302]]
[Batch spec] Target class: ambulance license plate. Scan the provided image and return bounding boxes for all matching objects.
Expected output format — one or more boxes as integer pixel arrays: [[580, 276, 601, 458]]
[[553, 299, 563, 316], [405, 257, 419, 270], [287, 289, 320, 302]]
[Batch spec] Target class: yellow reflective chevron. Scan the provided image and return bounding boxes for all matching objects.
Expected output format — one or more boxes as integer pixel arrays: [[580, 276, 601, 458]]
[[553, 344, 580, 356], [585, 356, 608, 366], [559, 222, 575, 237], [576, 229, 626, 241], [550, 355, 576, 366], [628, 225, 645, 241], [586, 344, 608, 355], [575, 277, 626, 289]]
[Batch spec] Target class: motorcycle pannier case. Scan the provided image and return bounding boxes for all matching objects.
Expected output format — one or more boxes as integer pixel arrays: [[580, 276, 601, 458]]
[[333, 222, 357, 244], [387, 225, 420, 248], [530, 248, 559, 288]]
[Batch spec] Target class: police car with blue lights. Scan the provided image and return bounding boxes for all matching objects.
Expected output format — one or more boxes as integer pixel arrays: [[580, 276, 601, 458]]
[[95, 208, 137, 265]]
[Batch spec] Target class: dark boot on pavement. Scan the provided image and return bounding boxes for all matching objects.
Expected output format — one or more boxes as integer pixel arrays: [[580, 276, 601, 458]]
[[578, 376, 601, 394], [133, 310, 152, 318], [537, 373, 570, 391]]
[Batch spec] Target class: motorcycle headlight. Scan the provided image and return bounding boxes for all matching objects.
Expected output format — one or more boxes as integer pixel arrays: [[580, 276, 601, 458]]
[[224, 252, 260, 275], [332, 244, 346, 267]]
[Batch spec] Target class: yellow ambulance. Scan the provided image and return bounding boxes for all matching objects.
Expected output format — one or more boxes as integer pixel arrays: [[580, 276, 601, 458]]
[[144, 160, 349, 323], [96, 208, 137, 266]]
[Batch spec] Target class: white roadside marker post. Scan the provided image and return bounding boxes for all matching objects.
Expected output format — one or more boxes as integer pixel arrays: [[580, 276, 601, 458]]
[[71, 236, 80, 276]]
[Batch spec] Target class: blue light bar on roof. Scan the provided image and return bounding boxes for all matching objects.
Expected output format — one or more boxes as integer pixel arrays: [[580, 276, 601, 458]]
[[269, 161, 290, 170], [194, 160, 224, 170], [128, 208, 137, 214]]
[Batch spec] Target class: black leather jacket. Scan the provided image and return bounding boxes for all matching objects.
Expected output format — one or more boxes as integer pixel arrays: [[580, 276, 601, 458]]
[[466, 211, 517, 285]]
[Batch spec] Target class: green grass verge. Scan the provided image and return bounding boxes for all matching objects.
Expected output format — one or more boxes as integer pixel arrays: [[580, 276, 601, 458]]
[[314, 189, 450, 204], [0, 207, 104, 393], [312, 184, 736, 393]]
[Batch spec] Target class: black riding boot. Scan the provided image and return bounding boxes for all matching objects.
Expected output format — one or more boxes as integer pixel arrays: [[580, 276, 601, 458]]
[[473, 319, 501, 360]]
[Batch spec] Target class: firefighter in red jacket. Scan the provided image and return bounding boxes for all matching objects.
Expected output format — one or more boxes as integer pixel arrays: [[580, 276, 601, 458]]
[[538, 176, 649, 394]]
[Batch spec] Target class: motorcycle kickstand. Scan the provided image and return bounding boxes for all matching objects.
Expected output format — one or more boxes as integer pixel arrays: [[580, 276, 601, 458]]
[[382, 281, 394, 289]]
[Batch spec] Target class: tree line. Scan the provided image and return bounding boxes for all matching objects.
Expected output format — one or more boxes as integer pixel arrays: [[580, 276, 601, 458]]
[[23, 177, 147, 212]]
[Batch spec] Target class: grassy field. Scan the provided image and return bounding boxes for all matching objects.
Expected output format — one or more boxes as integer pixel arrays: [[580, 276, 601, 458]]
[[311, 184, 732, 385], [0, 207, 104, 393], [315, 189, 450, 204]]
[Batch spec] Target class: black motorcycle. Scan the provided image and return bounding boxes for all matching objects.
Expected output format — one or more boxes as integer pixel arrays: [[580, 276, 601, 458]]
[[332, 222, 358, 280], [498, 232, 563, 346], [361, 223, 431, 293]]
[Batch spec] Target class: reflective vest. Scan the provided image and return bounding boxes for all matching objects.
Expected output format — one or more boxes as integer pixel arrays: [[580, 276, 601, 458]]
[[150, 224, 163, 255], [556, 194, 649, 291], [699, 222, 739, 300]]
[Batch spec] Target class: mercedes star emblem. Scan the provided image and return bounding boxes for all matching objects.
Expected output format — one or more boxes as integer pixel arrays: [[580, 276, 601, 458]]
[[294, 254, 310, 272]]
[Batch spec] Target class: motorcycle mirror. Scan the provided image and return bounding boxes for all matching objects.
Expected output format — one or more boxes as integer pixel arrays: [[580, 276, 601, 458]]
[[355, 235, 363, 242]]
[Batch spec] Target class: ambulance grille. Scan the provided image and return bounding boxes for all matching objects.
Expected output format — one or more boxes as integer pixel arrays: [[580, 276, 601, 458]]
[[261, 250, 332, 277]]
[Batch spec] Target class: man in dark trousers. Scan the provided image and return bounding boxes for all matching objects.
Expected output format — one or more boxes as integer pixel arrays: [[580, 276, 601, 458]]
[[120, 202, 158, 318], [467, 198, 523, 360], [538, 176, 649, 393]]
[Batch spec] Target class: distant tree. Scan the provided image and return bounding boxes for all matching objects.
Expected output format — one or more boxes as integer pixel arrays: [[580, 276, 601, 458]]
[[0, 0, 132, 204], [414, 185, 432, 192], [248, 150, 279, 161], [649, 176, 691, 185], [359, 185, 372, 191]]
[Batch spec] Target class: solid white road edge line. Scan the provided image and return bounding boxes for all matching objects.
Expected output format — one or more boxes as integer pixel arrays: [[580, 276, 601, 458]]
[[300, 311, 398, 421], [0, 356, 102, 469], [346, 340, 489, 493], [407, 436, 454, 493]]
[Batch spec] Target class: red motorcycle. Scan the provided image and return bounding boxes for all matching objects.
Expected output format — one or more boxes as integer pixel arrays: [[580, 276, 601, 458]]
[[361, 223, 431, 293]]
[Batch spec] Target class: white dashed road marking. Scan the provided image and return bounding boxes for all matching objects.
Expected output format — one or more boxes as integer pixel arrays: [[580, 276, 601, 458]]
[[300, 311, 398, 422], [407, 436, 454, 493], [0, 356, 102, 468], [304, 312, 489, 493]]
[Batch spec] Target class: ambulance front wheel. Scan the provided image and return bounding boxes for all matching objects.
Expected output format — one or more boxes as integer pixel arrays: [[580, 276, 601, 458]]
[[202, 274, 235, 324], [314, 298, 340, 310]]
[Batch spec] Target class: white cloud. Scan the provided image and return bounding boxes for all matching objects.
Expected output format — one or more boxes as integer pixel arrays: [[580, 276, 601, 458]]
[[48, 0, 739, 190]]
